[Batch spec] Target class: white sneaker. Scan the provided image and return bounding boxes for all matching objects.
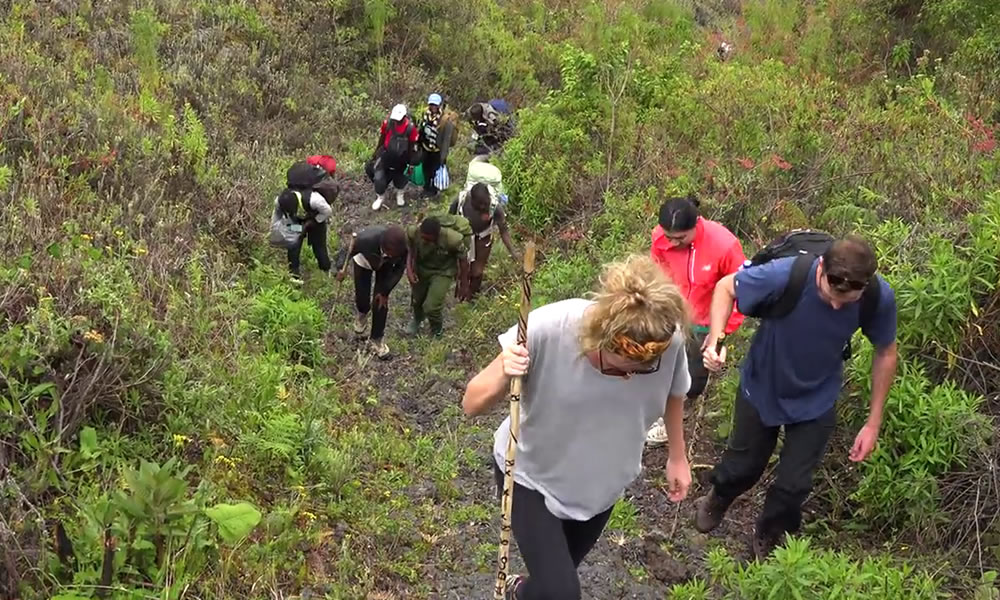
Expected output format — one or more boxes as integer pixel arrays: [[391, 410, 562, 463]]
[[353, 313, 368, 336], [396, 190, 405, 207], [645, 417, 668, 448], [372, 195, 385, 210]]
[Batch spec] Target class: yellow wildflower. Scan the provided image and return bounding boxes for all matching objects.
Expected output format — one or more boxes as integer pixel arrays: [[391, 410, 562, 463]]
[[301, 511, 317, 522], [172, 434, 190, 448], [276, 385, 290, 401], [83, 330, 105, 344], [114, 229, 124, 237], [136, 246, 148, 256], [80, 234, 92, 241]]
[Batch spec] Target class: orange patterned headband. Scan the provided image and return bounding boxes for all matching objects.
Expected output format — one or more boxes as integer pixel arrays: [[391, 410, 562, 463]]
[[612, 334, 671, 362]]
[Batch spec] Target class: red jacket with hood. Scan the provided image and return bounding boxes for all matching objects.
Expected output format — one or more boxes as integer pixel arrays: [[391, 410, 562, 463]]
[[650, 216, 746, 334]]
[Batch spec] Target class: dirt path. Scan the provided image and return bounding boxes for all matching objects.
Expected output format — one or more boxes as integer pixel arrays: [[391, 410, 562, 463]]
[[317, 174, 766, 598]]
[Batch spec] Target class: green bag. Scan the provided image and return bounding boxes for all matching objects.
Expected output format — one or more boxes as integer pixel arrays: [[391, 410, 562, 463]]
[[408, 163, 425, 186]]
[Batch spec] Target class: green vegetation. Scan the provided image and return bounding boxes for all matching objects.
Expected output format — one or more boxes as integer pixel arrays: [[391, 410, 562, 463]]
[[1, 0, 998, 598]]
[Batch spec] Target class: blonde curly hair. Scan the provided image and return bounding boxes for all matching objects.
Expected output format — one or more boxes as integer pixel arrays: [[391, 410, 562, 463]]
[[579, 254, 690, 356]]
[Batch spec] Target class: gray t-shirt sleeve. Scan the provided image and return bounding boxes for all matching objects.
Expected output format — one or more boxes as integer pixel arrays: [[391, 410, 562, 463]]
[[668, 331, 692, 398]]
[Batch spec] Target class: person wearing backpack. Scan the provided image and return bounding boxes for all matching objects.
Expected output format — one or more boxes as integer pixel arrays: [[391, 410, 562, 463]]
[[466, 101, 514, 158], [695, 233, 898, 559], [644, 194, 746, 448], [404, 214, 472, 337], [367, 103, 420, 211], [449, 182, 517, 298], [418, 93, 459, 198], [274, 161, 335, 283], [335, 225, 409, 359]]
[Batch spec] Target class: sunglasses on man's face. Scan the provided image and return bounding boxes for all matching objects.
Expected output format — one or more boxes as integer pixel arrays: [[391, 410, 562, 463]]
[[598, 350, 662, 377], [825, 273, 867, 291]]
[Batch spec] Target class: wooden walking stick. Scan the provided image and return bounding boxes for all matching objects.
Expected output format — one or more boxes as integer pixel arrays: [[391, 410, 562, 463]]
[[494, 241, 536, 599]]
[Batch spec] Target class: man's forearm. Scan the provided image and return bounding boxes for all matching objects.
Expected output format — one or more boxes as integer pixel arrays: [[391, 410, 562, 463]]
[[708, 275, 737, 339], [868, 342, 898, 428], [664, 394, 686, 461], [501, 230, 517, 259]]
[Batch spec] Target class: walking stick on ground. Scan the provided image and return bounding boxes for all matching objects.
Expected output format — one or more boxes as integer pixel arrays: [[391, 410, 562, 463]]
[[494, 241, 536, 599], [336, 232, 356, 296]]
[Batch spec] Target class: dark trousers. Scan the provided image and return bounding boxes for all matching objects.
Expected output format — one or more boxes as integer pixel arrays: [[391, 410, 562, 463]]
[[410, 271, 452, 333], [686, 330, 709, 399], [493, 463, 612, 600], [709, 390, 836, 536], [422, 150, 441, 193], [366, 157, 408, 195], [287, 221, 330, 275], [353, 263, 397, 340], [469, 234, 493, 297]]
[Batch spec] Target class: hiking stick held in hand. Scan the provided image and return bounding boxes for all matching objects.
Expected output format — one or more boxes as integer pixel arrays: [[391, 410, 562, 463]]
[[494, 241, 536, 599]]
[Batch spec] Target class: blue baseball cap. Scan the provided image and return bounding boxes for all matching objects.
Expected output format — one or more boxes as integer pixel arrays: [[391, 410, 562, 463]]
[[427, 93, 442, 106]]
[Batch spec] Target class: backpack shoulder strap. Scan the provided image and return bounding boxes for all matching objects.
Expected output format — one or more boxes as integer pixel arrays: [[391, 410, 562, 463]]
[[756, 254, 814, 319], [858, 276, 881, 328]]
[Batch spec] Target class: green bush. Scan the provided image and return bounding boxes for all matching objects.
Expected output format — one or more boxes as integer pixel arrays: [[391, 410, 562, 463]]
[[702, 537, 945, 599]]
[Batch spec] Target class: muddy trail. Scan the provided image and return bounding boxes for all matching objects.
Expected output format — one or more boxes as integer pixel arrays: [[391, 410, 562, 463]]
[[311, 174, 794, 598]]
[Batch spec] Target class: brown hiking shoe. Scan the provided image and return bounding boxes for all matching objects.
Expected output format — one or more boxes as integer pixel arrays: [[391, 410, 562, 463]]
[[752, 527, 783, 560], [694, 489, 730, 533]]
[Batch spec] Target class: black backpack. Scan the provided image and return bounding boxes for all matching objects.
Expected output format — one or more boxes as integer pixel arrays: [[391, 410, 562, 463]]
[[743, 229, 881, 360], [383, 122, 414, 165], [284, 161, 327, 216]]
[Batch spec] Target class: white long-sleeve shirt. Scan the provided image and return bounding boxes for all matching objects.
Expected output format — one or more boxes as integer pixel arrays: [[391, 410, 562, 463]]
[[273, 191, 332, 223]]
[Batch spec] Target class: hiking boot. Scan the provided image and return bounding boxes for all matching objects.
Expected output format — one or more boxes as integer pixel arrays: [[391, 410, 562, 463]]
[[404, 318, 422, 336], [290, 273, 304, 286], [694, 488, 731, 533], [645, 417, 668, 448], [369, 338, 390, 360], [503, 574, 525, 599], [395, 189, 405, 207], [372, 195, 386, 211], [752, 527, 782, 560], [429, 324, 443, 338], [353, 313, 368, 337]]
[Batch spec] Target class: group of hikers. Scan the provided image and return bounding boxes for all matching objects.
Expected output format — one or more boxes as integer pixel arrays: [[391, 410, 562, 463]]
[[267, 97, 900, 600], [269, 94, 518, 359], [463, 196, 898, 599]]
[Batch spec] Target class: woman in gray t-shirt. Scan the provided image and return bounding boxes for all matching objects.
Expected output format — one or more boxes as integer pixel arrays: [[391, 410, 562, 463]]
[[463, 254, 693, 599]]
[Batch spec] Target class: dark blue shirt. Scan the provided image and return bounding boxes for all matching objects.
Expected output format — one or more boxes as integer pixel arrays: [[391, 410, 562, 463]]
[[735, 257, 897, 426]]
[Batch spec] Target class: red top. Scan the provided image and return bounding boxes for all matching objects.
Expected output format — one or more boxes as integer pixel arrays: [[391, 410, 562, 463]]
[[650, 217, 746, 334], [379, 118, 419, 148], [306, 155, 337, 175]]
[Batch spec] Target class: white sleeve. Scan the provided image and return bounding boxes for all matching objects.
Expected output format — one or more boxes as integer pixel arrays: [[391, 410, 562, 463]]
[[309, 192, 333, 223]]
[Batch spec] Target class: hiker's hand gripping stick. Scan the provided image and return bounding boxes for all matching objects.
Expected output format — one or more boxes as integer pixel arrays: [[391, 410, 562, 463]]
[[701, 335, 727, 372], [494, 241, 536, 600]]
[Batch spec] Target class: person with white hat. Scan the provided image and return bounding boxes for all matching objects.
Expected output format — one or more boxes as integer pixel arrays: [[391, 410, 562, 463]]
[[419, 92, 459, 198], [366, 103, 420, 210]]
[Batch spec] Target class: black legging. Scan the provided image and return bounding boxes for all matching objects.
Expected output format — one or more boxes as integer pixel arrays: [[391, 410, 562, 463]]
[[492, 463, 613, 600], [422, 150, 441, 192], [353, 262, 397, 340], [287, 221, 330, 275]]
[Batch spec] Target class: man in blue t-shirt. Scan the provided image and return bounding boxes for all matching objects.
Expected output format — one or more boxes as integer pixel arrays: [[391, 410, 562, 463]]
[[693, 235, 898, 558]]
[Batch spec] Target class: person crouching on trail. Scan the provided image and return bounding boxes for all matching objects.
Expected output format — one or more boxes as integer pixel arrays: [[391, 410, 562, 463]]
[[405, 215, 472, 337], [367, 103, 420, 211], [274, 184, 333, 284], [645, 194, 746, 448], [696, 235, 898, 559], [336, 225, 408, 359], [448, 182, 518, 298], [462, 254, 693, 600]]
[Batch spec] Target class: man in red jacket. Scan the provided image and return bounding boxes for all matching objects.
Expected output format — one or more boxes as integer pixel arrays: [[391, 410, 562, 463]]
[[646, 194, 746, 447]]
